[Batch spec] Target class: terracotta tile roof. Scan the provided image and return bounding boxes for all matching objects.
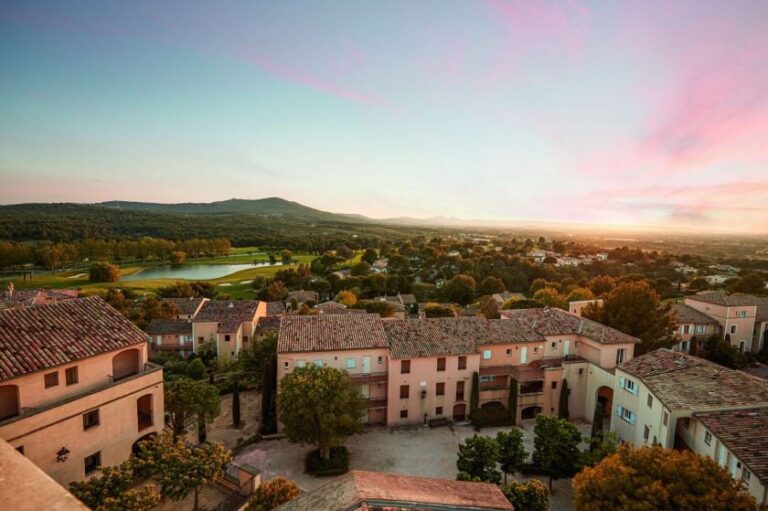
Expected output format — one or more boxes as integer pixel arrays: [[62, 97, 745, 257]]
[[384, 319, 484, 359], [278, 314, 388, 353], [145, 319, 192, 335], [286, 290, 319, 303], [671, 304, 719, 325], [687, 291, 758, 307], [0, 288, 79, 309], [619, 349, 768, 411], [255, 316, 280, 336], [314, 301, 347, 310], [694, 407, 768, 484], [275, 470, 513, 511], [266, 301, 286, 316], [0, 296, 147, 382], [753, 297, 768, 323], [160, 297, 207, 317], [500, 307, 639, 344], [194, 300, 260, 333]]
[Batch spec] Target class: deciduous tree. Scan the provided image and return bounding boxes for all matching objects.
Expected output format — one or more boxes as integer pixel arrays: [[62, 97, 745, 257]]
[[335, 290, 357, 307], [533, 287, 567, 309], [442, 274, 476, 305], [533, 415, 582, 491], [573, 444, 758, 511], [277, 366, 365, 460], [245, 477, 300, 511], [502, 480, 548, 511], [456, 434, 502, 483], [496, 429, 526, 484], [69, 461, 159, 511], [164, 379, 221, 440], [477, 276, 506, 297]]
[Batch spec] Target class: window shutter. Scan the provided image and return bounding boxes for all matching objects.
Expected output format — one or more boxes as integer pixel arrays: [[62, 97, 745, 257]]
[[629, 413, 636, 425], [619, 377, 625, 389], [616, 405, 624, 417]]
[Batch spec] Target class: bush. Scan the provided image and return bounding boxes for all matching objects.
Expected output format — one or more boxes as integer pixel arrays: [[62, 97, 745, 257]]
[[304, 446, 349, 477], [471, 402, 512, 429], [502, 480, 548, 511], [89, 262, 120, 282]]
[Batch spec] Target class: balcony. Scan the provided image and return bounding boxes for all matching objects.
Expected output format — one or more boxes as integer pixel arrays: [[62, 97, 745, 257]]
[[349, 372, 388, 385], [367, 398, 388, 409], [152, 342, 192, 351]]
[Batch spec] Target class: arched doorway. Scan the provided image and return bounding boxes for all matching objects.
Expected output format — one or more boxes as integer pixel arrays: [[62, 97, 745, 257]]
[[521, 406, 542, 420], [0, 385, 19, 421], [112, 349, 140, 381], [137, 394, 153, 431], [596, 386, 613, 418], [453, 403, 467, 422], [481, 401, 504, 410]]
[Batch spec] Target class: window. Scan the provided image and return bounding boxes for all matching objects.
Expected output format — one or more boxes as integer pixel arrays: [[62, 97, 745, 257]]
[[458, 356, 467, 370], [480, 375, 495, 384], [313, 360, 323, 367], [436, 382, 445, 396], [225, 335, 231, 342], [436, 406, 443, 415], [65, 367, 78, 386], [682, 325, 691, 334], [296, 360, 306, 368], [346, 358, 356, 369], [520, 380, 544, 394], [437, 358, 446, 372], [84, 452, 101, 474], [551, 381, 558, 390], [578, 368, 584, 375], [551, 342, 557, 350], [730, 325, 737, 334], [738, 311, 747, 318], [616, 348, 626, 365], [533, 346, 539, 354], [400, 409, 408, 419], [83, 409, 100, 430], [622, 378, 638, 395], [683, 418, 690, 429], [742, 469, 751, 482], [695, 324, 705, 334], [44, 372, 58, 389], [243, 336, 249, 343], [283, 361, 289, 368], [401, 360, 411, 374], [704, 431, 712, 446], [617, 406, 635, 425], [198, 336, 204, 343], [15, 446, 24, 455], [647, 395, 653, 408], [643, 425, 650, 440], [681, 341, 688, 352], [456, 381, 465, 400], [483, 350, 492, 360], [663, 411, 669, 426], [400, 385, 409, 399], [377, 356, 383, 364], [505, 348, 512, 356]]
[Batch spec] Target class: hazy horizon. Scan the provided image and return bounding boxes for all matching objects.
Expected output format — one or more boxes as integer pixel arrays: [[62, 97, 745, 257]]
[[2, 1, 768, 234]]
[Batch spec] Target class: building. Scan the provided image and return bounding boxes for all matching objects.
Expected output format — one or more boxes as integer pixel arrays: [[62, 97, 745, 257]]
[[684, 292, 757, 353], [612, 349, 768, 505], [0, 297, 164, 486], [274, 470, 513, 511], [0, 284, 79, 309], [192, 300, 266, 358], [146, 318, 194, 358], [277, 307, 639, 427], [160, 296, 208, 319], [277, 314, 390, 425], [0, 438, 90, 511], [286, 290, 319, 306], [568, 299, 603, 317], [670, 303, 720, 353]]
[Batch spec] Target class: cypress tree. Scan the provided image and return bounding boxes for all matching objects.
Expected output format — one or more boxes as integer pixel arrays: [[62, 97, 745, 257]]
[[260, 353, 278, 434], [470, 372, 480, 418], [590, 401, 605, 451], [232, 375, 241, 427], [558, 379, 570, 420], [508, 377, 519, 426]]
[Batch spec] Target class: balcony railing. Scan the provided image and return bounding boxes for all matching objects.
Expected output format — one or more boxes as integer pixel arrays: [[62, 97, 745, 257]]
[[152, 343, 193, 351], [367, 398, 388, 409], [349, 372, 388, 384]]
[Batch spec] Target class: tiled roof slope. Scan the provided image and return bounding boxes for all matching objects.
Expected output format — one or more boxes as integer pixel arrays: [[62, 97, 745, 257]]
[[146, 319, 192, 335], [266, 301, 286, 316], [160, 297, 207, 316], [255, 316, 280, 336], [753, 297, 768, 323], [278, 314, 388, 353], [619, 349, 768, 411], [500, 307, 639, 344], [687, 291, 758, 307], [385, 319, 484, 359], [694, 407, 768, 484], [0, 296, 147, 382], [0, 288, 79, 309], [672, 303, 719, 324], [194, 300, 260, 333], [275, 470, 513, 511]]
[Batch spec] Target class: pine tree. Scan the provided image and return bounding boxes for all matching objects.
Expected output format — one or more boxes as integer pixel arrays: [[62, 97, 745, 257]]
[[590, 401, 605, 451], [558, 379, 570, 420]]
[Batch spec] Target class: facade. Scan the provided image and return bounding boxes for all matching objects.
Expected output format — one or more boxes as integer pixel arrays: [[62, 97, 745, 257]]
[[275, 470, 513, 511], [277, 308, 639, 427], [146, 318, 194, 358], [670, 303, 720, 353], [684, 292, 758, 352], [0, 297, 164, 486], [612, 349, 768, 505], [192, 300, 266, 358]]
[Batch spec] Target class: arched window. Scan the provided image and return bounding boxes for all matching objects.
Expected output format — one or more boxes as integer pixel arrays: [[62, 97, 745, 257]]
[[137, 394, 153, 431]]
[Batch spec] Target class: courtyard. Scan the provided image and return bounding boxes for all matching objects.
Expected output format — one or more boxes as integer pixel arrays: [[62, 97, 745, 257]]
[[234, 420, 593, 511]]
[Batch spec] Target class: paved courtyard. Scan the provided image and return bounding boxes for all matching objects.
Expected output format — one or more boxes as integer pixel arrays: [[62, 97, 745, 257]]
[[235, 420, 593, 511]]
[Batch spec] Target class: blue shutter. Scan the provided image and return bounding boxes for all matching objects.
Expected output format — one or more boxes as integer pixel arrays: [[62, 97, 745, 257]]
[[629, 412, 636, 425], [618, 377, 625, 389], [616, 405, 624, 417]]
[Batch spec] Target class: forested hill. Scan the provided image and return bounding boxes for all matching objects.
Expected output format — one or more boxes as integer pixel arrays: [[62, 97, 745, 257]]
[[98, 197, 372, 223], [0, 200, 439, 248]]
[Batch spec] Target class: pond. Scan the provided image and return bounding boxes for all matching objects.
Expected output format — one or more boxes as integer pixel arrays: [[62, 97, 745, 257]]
[[120, 262, 279, 282]]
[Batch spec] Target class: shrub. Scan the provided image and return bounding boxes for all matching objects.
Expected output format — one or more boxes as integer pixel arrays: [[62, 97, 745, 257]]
[[305, 446, 349, 477], [471, 402, 512, 429], [502, 480, 548, 511], [89, 262, 120, 282]]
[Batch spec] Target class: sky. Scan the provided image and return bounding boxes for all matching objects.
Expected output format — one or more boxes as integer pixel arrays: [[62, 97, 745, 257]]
[[1, 1, 767, 234]]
